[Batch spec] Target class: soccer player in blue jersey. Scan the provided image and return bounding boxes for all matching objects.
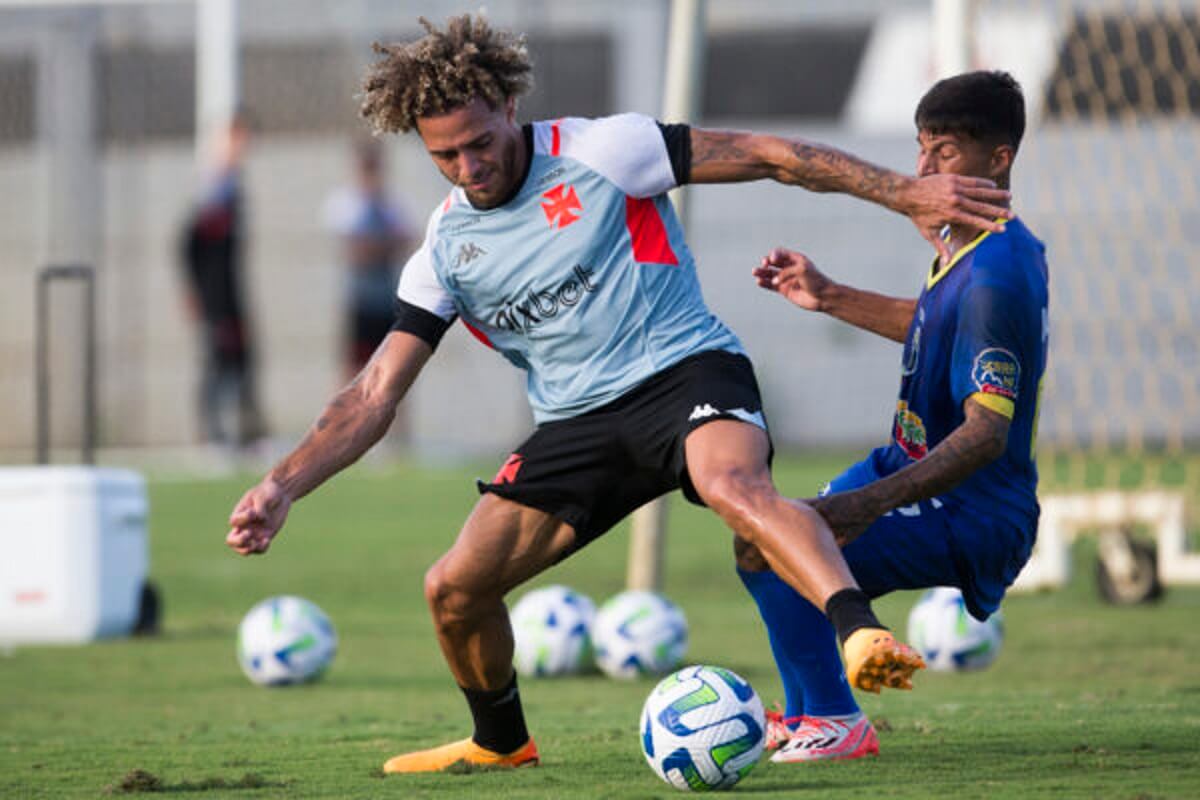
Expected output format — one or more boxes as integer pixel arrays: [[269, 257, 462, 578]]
[[748, 70, 1048, 763], [224, 16, 1014, 774]]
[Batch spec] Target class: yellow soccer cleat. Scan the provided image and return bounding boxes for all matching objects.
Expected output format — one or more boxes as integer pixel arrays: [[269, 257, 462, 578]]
[[382, 737, 540, 774], [843, 628, 926, 693]]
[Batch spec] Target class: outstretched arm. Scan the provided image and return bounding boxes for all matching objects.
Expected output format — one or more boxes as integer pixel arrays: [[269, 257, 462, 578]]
[[752, 248, 916, 343], [225, 331, 433, 555], [688, 128, 1010, 261], [809, 399, 1010, 545]]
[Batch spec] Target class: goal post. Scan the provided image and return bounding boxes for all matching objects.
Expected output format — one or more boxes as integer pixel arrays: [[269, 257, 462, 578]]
[[626, 0, 706, 592]]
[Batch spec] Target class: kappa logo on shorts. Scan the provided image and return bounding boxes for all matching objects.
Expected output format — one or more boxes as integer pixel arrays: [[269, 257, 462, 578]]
[[687, 404, 766, 428], [493, 453, 524, 485]]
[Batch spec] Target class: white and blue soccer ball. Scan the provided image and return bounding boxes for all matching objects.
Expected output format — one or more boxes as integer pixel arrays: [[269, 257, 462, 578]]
[[592, 590, 688, 679], [640, 665, 766, 791], [906, 587, 1004, 672], [237, 595, 337, 686], [510, 584, 596, 677]]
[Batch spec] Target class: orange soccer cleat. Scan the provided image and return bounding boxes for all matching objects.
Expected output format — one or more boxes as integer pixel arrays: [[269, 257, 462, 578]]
[[382, 737, 540, 774], [842, 627, 926, 693]]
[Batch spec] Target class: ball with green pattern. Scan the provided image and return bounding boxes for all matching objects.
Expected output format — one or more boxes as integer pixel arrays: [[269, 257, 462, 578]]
[[593, 590, 688, 679], [510, 584, 596, 677], [237, 596, 337, 686], [640, 665, 765, 791], [906, 587, 1004, 671]]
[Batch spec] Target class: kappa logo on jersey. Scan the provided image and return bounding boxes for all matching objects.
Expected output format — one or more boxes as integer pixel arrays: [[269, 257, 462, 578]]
[[893, 399, 929, 460], [541, 183, 582, 229], [454, 242, 486, 267], [972, 347, 1020, 400], [688, 403, 719, 421], [494, 265, 600, 334], [493, 453, 524, 485]]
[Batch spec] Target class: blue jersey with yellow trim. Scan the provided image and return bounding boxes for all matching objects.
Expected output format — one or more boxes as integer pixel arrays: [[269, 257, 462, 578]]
[[872, 216, 1049, 531]]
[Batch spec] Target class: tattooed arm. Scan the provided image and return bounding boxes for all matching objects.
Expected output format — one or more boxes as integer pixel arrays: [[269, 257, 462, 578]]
[[225, 331, 433, 555], [810, 399, 1010, 546], [688, 128, 1010, 260]]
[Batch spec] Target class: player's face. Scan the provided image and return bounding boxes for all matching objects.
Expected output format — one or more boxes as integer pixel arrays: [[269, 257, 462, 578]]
[[916, 129, 1005, 183], [418, 97, 525, 209]]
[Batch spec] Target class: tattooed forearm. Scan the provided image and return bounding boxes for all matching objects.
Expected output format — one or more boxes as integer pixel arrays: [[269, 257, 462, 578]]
[[783, 141, 906, 207], [688, 129, 917, 213], [856, 403, 1010, 515], [692, 131, 755, 165]]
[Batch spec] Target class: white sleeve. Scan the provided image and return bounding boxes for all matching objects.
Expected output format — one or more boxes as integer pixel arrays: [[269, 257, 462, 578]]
[[397, 240, 456, 321], [396, 207, 456, 321], [543, 114, 678, 198]]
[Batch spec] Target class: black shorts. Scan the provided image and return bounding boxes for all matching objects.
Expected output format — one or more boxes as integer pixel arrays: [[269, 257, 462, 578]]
[[477, 349, 772, 553]]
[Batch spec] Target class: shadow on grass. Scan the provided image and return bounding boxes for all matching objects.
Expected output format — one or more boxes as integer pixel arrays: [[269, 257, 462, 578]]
[[104, 768, 287, 794]]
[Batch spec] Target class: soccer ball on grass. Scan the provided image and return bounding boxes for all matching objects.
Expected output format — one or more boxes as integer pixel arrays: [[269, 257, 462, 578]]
[[592, 590, 688, 678], [237, 595, 337, 686], [640, 664, 765, 791], [906, 586, 1003, 671], [510, 584, 596, 677]]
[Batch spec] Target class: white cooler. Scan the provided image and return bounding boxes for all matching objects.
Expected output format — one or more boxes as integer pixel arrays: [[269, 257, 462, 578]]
[[0, 466, 149, 644]]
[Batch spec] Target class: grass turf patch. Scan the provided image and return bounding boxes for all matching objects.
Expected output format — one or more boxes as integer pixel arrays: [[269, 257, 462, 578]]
[[2, 456, 1199, 798]]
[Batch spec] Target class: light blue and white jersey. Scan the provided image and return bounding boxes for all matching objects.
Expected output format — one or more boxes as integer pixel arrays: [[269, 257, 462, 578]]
[[397, 113, 743, 423]]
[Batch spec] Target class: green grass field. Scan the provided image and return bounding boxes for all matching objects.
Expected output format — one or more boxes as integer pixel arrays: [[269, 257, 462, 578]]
[[3, 455, 1199, 799]]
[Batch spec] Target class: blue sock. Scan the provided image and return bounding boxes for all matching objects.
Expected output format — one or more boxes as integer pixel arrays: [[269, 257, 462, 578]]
[[737, 568, 860, 718]]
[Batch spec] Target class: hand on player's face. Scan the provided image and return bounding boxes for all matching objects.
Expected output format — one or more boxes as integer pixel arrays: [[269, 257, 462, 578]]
[[905, 174, 1011, 261], [226, 481, 291, 556], [751, 248, 828, 312], [912, 130, 1013, 260]]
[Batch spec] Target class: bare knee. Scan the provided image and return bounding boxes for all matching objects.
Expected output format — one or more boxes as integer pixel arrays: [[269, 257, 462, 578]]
[[697, 470, 777, 534], [423, 560, 497, 632]]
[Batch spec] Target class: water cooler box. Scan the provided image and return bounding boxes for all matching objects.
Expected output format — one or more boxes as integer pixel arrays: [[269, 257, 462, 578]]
[[0, 466, 148, 644]]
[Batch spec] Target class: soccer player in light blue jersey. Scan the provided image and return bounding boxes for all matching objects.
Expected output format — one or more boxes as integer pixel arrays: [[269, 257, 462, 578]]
[[225, 15, 1014, 774], [749, 71, 1048, 763]]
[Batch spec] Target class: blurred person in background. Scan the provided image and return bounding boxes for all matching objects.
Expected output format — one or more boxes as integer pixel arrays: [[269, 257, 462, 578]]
[[323, 138, 416, 381], [179, 110, 267, 449], [224, 14, 1015, 777]]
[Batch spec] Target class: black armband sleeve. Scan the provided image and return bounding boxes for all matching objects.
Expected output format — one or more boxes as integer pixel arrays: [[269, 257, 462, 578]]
[[657, 122, 692, 186], [391, 299, 454, 350]]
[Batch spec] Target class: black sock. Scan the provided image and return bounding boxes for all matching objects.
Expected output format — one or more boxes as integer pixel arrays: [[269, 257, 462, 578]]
[[461, 672, 529, 754], [825, 588, 885, 645]]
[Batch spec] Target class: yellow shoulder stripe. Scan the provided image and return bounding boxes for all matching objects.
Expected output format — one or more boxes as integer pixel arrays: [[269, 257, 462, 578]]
[[970, 391, 1015, 419]]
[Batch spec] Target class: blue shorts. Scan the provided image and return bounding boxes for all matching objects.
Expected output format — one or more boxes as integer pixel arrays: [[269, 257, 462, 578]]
[[824, 457, 1034, 620]]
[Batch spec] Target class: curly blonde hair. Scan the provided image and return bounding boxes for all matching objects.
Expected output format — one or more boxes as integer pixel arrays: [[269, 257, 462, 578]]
[[360, 14, 534, 134]]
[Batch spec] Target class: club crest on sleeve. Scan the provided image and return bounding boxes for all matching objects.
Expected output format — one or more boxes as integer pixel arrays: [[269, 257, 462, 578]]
[[972, 348, 1020, 399]]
